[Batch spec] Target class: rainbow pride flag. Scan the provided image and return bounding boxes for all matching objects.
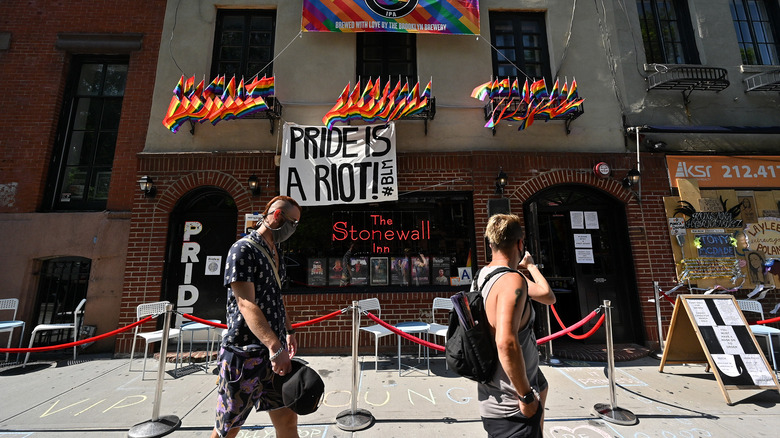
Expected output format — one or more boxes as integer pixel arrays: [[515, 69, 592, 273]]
[[162, 75, 275, 132], [471, 78, 584, 131]]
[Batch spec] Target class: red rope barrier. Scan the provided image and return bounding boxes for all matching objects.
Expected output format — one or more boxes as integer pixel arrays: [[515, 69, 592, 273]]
[[290, 309, 344, 328], [551, 304, 605, 340], [0, 316, 154, 353], [537, 309, 600, 345], [365, 312, 446, 352], [757, 315, 780, 325], [181, 308, 345, 331], [659, 291, 676, 306]]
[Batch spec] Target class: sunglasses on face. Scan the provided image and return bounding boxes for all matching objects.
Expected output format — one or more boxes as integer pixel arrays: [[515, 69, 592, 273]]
[[276, 209, 300, 227]]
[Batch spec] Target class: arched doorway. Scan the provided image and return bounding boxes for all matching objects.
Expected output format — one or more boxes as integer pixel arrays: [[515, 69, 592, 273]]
[[525, 185, 642, 344], [162, 187, 238, 326]]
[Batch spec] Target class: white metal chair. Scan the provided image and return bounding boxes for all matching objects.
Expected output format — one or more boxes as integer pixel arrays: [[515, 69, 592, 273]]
[[129, 301, 181, 380], [737, 299, 780, 371], [23, 298, 86, 367], [0, 298, 26, 362], [426, 297, 453, 369], [358, 298, 394, 370]]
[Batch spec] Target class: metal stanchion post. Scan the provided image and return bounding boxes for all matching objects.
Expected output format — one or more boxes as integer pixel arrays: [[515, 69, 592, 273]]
[[593, 300, 637, 426], [545, 305, 561, 366], [128, 303, 182, 438], [336, 301, 374, 431], [651, 281, 665, 360]]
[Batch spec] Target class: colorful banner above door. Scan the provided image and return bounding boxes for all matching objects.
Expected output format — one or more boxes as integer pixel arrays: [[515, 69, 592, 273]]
[[301, 0, 480, 35]]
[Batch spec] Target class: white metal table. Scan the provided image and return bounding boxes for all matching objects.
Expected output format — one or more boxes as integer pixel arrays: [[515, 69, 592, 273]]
[[175, 319, 221, 373], [395, 321, 430, 376]]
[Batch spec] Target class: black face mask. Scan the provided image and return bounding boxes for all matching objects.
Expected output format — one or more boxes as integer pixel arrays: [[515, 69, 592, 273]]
[[270, 219, 296, 243]]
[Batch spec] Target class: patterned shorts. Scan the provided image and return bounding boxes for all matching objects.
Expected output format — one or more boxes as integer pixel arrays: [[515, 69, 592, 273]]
[[213, 347, 285, 437]]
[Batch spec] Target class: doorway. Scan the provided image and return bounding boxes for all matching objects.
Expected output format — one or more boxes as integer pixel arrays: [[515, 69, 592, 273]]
[[163, 188, 238, 326], [525, 185, 642, 344]]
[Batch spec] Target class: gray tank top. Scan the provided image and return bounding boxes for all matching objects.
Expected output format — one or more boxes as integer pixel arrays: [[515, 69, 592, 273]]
[[474, 266, 539, 419]]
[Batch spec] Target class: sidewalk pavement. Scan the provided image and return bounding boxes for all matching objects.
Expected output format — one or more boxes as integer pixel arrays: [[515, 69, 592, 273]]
[[1, 351, 779, 438]]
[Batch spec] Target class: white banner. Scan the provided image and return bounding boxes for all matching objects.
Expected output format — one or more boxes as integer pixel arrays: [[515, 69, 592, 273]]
[[280, 122, 398, 206]]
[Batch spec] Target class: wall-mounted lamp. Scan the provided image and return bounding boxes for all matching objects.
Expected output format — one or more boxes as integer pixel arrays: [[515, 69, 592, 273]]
[[495, 168, 508, 195], [622, 168, 641, 188], [248, 175, 261, 196], [138, 175, 156, 197]]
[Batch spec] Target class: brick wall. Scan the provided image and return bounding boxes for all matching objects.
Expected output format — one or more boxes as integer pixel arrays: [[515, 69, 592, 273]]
[[117, 150, 679, 355], [0, 0, 166, 213]]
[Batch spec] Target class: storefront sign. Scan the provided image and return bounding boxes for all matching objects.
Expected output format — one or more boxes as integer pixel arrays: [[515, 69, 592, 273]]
[[745, 219, 780, 257], [302, 0, 480, 35], [281, 122, 398, 206], [667, 155, 780, 188], [332, 213, 430, 253]]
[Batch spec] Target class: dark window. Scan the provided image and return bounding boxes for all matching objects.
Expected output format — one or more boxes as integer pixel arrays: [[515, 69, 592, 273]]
[[489, 12, 551, 81], [356, 33, 417, 86], [637, 0, 700, 64], [45, 56, 127, 211], [730, 0, 780, 65], [211, 9, 276, 79], [32, 257, 90, 344], [282, 192, 476, 291]]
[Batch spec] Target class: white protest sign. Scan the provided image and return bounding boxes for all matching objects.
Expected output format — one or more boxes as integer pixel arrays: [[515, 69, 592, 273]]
[[280, 122, 398, 206]]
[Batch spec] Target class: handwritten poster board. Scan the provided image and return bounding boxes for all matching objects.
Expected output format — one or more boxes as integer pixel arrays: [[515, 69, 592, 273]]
[[696, 234, 735, 258], [659, 295, 779, 404]]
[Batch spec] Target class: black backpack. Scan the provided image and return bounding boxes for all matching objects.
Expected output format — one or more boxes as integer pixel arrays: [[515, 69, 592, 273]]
[[445, 267, 518, 384]]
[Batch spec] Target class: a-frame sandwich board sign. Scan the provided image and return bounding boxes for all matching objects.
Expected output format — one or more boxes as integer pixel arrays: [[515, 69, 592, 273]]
[[659, 294, 779, 404]]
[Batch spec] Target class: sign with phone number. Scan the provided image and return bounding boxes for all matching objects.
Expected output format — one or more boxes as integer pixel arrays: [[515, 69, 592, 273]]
[[667, 155, 780, 188]]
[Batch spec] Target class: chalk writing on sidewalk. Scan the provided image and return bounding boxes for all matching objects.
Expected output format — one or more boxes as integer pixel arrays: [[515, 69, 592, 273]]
[[39, 395, 147, 417], [321, 386, 472, 408]]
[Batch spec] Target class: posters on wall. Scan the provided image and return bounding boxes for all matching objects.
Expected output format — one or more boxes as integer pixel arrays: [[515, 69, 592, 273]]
[[301, 0, 480, 35], [350, 257, 369, 285], [391, 256, 410, 285], [370, 257, 389, 285], [662, 177, 780, 289], [280, 122, 398, 207], [411, 254, 429, 285], [308, 258, 327, 286], [431, 256, 451, 285]]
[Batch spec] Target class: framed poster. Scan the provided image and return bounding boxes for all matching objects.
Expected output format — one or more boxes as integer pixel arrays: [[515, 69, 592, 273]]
[[370, 257, 389, 286], [350, 257, 368, 286], [432, 256, 451, 285], [411, 254, 429, 286], [329, 257, 346, 286], [307, 258, 327, 286], [390, 256, 410, 285]]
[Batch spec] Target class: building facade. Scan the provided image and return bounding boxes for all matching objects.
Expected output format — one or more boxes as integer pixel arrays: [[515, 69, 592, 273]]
[[2, 1, 779, 359]]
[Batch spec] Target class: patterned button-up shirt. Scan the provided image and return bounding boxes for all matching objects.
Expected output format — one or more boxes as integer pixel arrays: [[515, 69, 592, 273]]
[[222, 229, 287, 352]]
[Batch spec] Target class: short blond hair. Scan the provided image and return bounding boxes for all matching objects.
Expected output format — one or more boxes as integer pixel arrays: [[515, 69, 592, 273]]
[[486, 214, 524, 253]]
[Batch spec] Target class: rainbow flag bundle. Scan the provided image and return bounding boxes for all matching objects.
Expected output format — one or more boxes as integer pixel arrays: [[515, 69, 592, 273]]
[[471, 78, 584, 131], [163, 75, 275, 133], [322, 78, 432, 130]]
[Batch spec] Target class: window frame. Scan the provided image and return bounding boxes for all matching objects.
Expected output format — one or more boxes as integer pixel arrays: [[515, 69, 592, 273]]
[[210, 9, 277, 80], [730, 0, 780, 65], [44, 55, 128, 212], [356, 32, 417, 86], [636, 0, 700, 65], [488, 11, 552, 82], [281, 191, 477, 293]]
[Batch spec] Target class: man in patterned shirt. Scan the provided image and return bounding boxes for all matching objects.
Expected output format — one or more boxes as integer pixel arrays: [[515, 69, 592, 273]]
[[210, 195, 302, 438]]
